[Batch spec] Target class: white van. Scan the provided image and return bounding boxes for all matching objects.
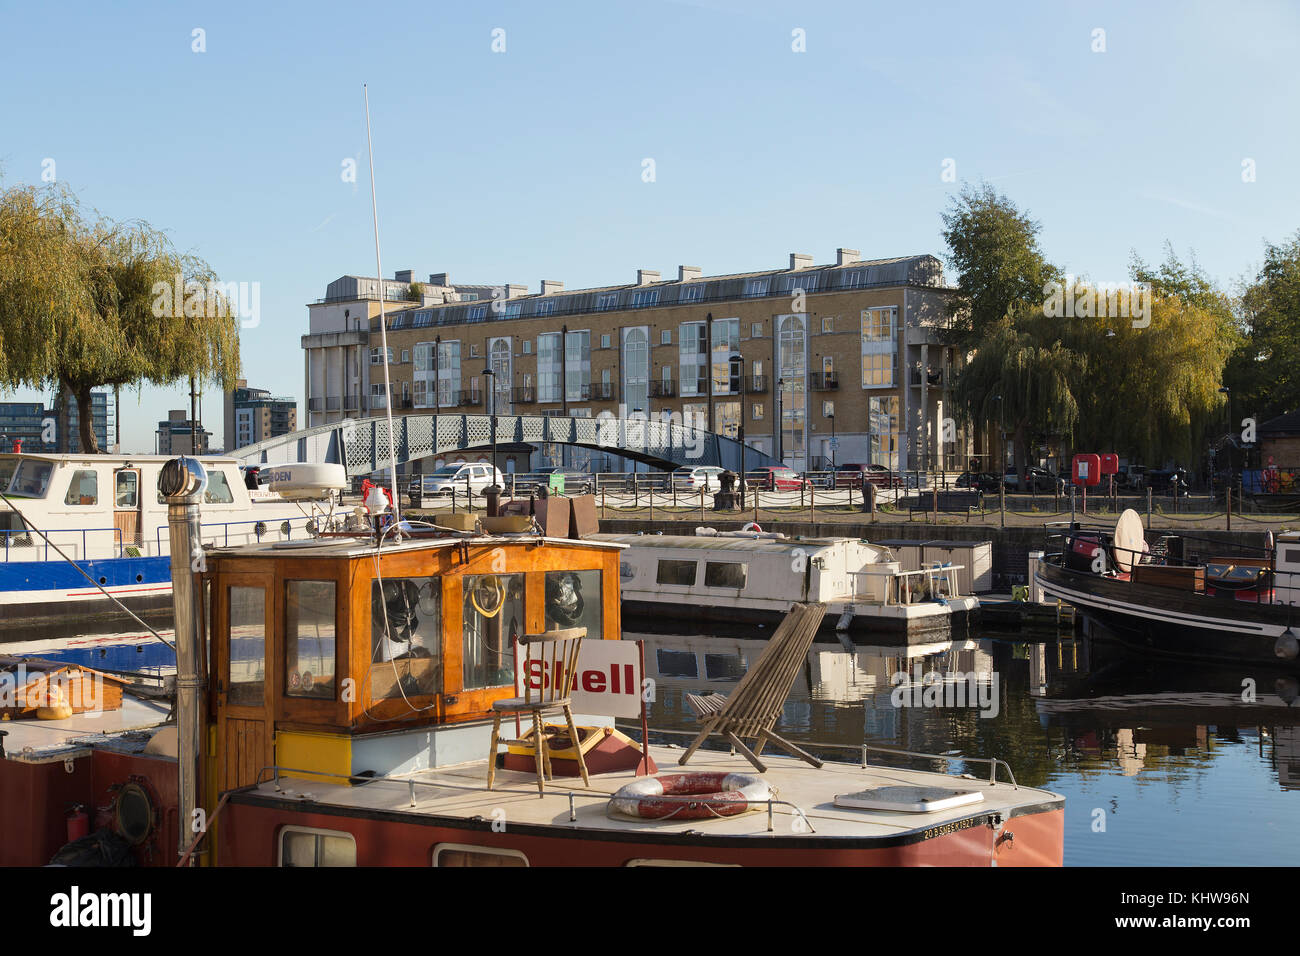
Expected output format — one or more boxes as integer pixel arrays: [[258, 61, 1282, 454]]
[[411, 462, 504, 503]]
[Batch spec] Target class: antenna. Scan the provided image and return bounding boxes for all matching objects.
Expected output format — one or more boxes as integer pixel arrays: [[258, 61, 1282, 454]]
[[363, 83, 402, 530]]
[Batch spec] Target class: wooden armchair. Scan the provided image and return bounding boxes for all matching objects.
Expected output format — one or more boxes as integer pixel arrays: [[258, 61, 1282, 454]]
[[679, 603, 827, 773], [487, 627, 590, 795]]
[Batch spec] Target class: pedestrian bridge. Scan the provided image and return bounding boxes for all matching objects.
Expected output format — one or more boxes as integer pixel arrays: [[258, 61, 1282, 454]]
[[228, 413, 782, 477]]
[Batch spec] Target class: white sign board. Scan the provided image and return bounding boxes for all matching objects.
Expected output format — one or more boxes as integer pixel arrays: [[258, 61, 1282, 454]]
[[521, 639, 643, 719]]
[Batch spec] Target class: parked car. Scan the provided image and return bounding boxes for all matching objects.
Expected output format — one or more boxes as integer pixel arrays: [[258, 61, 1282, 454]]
[[834, 463, 905, 489], [955, 471, 1002, 494], [1003, 467, 1058, 493], [1119, 465, 1147, 491], [747, 465, 806, 491], [409, 462, 504, 504], [530, 467, 594, 495], [672, 466, 725, 491]]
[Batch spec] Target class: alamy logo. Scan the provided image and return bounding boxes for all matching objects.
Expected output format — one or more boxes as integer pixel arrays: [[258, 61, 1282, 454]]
[[1042, 277, 1151, 328], [49, 887, 151, 936], [151, 275, 261, 329], [889, 667, 1000, 718]]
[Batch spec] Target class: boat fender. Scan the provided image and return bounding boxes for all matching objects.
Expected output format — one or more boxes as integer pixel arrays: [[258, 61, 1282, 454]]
[[1275, 628, 1299, 661], [608, 771, 773, 820]]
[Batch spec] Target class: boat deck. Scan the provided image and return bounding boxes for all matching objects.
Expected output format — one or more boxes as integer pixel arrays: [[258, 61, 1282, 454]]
[[244, 744, 1061, 841], [0, 697, 172, 762]]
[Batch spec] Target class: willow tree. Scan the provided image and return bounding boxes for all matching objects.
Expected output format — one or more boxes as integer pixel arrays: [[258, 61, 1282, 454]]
[[0, 181, 241, 453], [953, 306, 1082, 486]]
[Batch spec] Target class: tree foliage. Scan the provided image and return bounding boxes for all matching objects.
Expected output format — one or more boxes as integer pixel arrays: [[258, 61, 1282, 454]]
[[0, 181, 241, 452], [1225, 232, 1300, 424]]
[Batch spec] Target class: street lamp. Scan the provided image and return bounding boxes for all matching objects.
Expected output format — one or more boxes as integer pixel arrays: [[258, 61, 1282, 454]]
[[776, 377, 785, 465], [1219, 386, 1232, 493], [993, 394, 1005, 484], [827, 406, 836, 471], [483, 367, 500, 514], [731, 352, 745, 508]]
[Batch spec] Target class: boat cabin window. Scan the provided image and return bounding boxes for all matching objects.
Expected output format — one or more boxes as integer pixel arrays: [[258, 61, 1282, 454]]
[[279, 827, 356, 867], [433, 844, 527, 867], [656, 649, 698, 677], [703, 561, 747, 589], [115, 471, 138, 508], [1280, 546, 1300, 567], [656, 559, 698, 586], [545, 569, 602, 637], [462, 573, 524, 690], [371, 578, 441, 700], [8, 460, 52, 498], [285, 580, 337, 699], [228, 586, 266, 706], [204, 470, 235, 504], [704, 653, 745, 680], [63, 469, 98, 506]]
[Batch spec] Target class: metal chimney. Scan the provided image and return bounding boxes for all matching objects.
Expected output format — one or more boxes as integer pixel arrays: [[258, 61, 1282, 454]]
[[159, 456, 208, 866]]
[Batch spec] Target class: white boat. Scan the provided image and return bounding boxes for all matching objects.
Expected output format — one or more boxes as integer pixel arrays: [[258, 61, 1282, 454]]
[[0, 453, 345, 638], [591, 529, 981, 641]]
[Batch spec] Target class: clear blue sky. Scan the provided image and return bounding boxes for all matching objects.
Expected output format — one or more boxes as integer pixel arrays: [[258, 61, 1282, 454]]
[[2, 0, 1297, 452]]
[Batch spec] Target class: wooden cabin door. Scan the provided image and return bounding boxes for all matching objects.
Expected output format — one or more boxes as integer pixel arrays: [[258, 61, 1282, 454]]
[[215, 577, 275, 792], [113, 467, 142, 549]]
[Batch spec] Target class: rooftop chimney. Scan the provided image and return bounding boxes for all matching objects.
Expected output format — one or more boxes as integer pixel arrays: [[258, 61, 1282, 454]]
[[394, 269, 414, 283], [836, 248, 860, 266], [678, 265, 702, 281], [540, 279, 564, 295], [503, 284, 529, 299], [428, 272, 449, 286], [790, 253, 813, 270], [637, 269, 660, 286]]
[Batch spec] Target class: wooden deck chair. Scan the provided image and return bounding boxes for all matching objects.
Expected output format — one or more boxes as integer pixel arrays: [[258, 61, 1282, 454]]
[[487, 627, 589, 796], [679, 603, 827, 773]]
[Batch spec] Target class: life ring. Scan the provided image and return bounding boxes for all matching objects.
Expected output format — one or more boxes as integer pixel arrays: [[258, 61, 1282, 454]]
[[742, 521, 763, 533], [608, 772, 773, 820]]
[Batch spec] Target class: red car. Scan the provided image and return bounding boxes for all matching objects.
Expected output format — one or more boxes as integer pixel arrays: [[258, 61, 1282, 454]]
[[834, 463, 905, 489], [747, 466, 806, 491]]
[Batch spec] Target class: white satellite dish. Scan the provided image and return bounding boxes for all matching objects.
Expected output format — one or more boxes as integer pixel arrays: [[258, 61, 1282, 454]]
[[1113, 508, 1145, 573]]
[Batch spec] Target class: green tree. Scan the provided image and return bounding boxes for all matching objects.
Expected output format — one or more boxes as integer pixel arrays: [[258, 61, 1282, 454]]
[[1225, 232, 1300, 425], [940, 182, 1060, 350], [0, 181, 241, 453]]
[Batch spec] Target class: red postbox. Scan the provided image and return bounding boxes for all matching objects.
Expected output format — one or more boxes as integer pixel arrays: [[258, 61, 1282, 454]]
[[1072, 454, 1101, 486], [1099, 453, 1119, 475]]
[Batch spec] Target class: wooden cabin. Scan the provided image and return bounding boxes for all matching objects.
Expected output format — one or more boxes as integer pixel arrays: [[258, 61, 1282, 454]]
[[200, 533, 624, 796], [0, 658, 126, 719]]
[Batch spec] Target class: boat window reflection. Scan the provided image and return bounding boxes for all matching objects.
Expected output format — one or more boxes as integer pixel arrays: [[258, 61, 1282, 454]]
[[204, 470, 235, 504], [655, 559, 697, 586], [228, 586, 265, 706], [371, 578, 441, 700], [8, 460, 52, 498], [286, 580, 336, 699], [703, 561, 747, 589], [63, 469, 98, 506], [545, 569, 601, 638], [462, 574, 523, 690], [114, 470, 138, 508]]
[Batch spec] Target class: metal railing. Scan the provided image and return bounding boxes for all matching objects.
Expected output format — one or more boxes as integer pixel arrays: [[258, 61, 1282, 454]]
[[1, 527, 124, 562]]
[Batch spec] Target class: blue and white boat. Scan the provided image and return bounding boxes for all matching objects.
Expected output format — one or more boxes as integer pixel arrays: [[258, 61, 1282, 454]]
[[0, 453, 346, 640]]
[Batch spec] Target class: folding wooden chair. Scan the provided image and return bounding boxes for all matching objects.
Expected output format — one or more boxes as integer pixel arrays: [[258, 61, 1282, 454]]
[[487, 627, 589, 795], [679, 603, 826, 773]]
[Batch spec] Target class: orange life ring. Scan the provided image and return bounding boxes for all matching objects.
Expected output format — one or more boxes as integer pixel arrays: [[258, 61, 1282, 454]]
[[608, 771, 772, 819]]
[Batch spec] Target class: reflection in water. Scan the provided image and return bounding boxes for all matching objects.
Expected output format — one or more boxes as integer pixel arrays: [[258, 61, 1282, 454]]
[[629, 629, 1300, 866]]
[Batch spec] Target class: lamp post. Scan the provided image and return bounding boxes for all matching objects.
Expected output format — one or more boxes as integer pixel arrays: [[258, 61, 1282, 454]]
[[483, 367, 500, 515], [1219, 386, 1232, 492], [827, 406, 836, 471], [993, 393, 1004, 481], [776, 377, 784, 466], [706, 312, 715, 436], [731, 352, 745, 508]]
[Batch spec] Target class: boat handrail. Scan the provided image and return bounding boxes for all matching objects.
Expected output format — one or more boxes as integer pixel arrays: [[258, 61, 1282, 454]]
[[848, 564, 964, 604], [850, 564, 966, 578], [1, 526, 123, 562], [152, 513, 319, 553], [255, 763, 816, 833], [612, 725, 1018, 788]]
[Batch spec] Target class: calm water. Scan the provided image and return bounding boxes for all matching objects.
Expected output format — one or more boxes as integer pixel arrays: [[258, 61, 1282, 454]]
[[21, 620, 1300, 866], [626, 626, 1300, 867]]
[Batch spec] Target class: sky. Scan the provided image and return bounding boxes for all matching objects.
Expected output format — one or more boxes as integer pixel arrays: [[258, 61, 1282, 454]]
[[2, 0, 1298, 453]]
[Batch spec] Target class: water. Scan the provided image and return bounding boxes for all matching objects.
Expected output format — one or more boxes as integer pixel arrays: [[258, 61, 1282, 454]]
[[627, 627, 1300, 866], [17, 618, 1299, 866]]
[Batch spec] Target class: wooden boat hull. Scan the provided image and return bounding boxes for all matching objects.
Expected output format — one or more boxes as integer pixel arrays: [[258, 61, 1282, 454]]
[[1036, 561, 1296, 666]]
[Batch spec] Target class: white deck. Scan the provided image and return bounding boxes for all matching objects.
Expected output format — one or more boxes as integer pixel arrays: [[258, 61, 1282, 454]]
[[255, 744, 1060, 841], [0, 697, 172, 762]]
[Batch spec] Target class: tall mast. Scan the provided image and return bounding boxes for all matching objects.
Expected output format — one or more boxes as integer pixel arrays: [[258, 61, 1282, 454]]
[[364, 83, 402, 528]]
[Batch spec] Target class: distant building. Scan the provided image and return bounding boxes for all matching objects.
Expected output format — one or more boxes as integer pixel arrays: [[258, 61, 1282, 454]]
[[1259, 411, 1300, 465], [223, 380, 297, 450], [55, 387, 114, 453], [0, 401, 53, 452], [156, 410, 211, 455]]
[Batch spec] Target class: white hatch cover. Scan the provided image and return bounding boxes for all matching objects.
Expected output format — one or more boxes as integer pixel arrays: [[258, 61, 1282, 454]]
[[833, 785, 985, 813]]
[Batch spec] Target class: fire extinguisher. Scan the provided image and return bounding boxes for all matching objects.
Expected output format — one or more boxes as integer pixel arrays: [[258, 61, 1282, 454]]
[[66, 803, 89, 842]]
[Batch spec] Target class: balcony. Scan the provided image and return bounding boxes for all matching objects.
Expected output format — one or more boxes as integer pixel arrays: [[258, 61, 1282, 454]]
[[307, 397, 324, 412], [325, 397, 340, 411], [649, 379, 677, 398], [343, 395, 359, 411], [909, 367, 945, 388], [512, 386, 536, 404], [747, 375, 769, 393], [811, 372, 839, 392], [458, 390, 484, 407], [589, 382, 615, 402]]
